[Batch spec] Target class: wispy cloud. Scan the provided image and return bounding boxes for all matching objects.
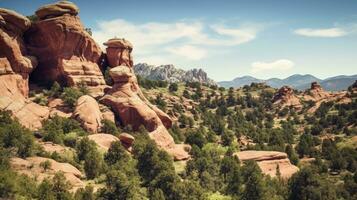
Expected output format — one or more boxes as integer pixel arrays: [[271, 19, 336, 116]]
[[251, 59, 294, 73], [92, 19, 261, 64], [294, 27, 347, 37]]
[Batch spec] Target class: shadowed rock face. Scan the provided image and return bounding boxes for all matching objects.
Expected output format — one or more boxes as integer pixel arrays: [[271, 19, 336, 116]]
[[101, 38, 189, 160], [25, 1, 106, 92], [0, 8, 49, 129]]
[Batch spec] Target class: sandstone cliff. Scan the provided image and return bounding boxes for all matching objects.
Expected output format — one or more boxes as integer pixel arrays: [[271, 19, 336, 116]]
[[25, 1, 106, 94], [0, 1, 189, 160]]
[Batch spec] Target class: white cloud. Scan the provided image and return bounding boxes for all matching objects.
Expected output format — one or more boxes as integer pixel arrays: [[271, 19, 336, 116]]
[[167, 45, 207, 60], [92, 19, 260, 63], [294, 28, 347, 37], [251, 59, 294, 73]]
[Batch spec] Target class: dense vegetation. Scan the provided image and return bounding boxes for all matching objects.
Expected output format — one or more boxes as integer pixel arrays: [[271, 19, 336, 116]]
[[1, 79, 357, 199]]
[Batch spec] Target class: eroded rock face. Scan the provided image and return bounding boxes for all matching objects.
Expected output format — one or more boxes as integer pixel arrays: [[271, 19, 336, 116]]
[[104, 38, 133, 68], [304, 82, 331, 101], [101, 38, 188, 160], [73, 95, 103, 133], [0, 8, 49, 129], [273, 86, 302, 109], [236, 151, 299, 179], [26, 1, 106, 93], [35, 0, 79, 20]]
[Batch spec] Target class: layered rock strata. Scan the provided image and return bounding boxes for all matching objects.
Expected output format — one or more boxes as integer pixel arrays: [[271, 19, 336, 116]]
[[101, 38, 189, 160]]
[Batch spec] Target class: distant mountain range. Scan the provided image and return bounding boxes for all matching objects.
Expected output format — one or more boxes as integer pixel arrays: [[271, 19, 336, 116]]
[[218, 74, 357, 91], [134, 63, 216, 85]]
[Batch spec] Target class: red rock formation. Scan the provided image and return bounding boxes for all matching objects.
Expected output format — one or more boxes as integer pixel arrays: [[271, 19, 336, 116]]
[[101, 38, 188, 160], [11, 157, 84, 190], [104, 38, 133, 68], [0, 8, 49, 129], [304, 82, 331, 101], [235, 151, 299, 179], [88, 133, 120, 151], [273, 86, 302, 110], [73, 95, 103, 133], [25, 1, 106, 94], [119, 133, 135, 146]]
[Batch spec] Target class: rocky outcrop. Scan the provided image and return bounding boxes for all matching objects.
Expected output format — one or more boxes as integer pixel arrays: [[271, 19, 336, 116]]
[[104, 38, 133, 68], [119, 133, 135, 146], [236, 151, 299, 179], [48, 98, 72, 118], [273, 86, 302, 110], [73, 95, 103, 133], [25, 1, 106, 94], [88, 133, 120, 151], [101, 39, 189, 160], [304, 82, 331, 102], [134, 63, 216, 85], [11, 157, 84, 190], [0, 8, 49, 129], [119, 133, 135, 150], [39, 141, 72, 154]]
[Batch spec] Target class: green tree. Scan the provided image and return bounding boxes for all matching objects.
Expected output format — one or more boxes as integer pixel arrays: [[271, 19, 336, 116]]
[[99, 170, 137, 200], [84, 148, 103, 179], [104, 141, 130, 166], [74, 186, 94, 200], [101, 119, 120, 135], [288, 167, 336, 200], [169, 83, 178, 92], [76, 137, 97, 161], [241, 160, 267, 200]]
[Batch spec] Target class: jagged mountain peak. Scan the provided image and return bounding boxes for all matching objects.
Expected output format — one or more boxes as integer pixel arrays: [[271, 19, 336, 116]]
[[134, 63, 216, 85]]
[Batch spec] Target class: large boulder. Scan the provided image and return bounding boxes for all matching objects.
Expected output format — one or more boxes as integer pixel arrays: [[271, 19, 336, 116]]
[[0, 8, 49, 129], [25, 1, 106, 94], [101, 38, 188, 160], [235, 151, 299, 179], [11, 157, 84, 190], [119, 133, 135, 146], [73, 95, 103, 133], [88, 133, 120, 151], [35, 1, 79, 20]]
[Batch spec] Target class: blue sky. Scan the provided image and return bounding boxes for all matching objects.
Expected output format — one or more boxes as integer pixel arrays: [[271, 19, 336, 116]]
[[1, 0, 357, 81]]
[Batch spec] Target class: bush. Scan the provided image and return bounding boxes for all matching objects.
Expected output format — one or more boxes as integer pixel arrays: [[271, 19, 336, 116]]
[[42, 115, 83, 144], [0, 110, 35, 158], [40, 160, 52, 172], [61, 87, 85, 108], [101, 119, 120, 135], [169, 83, 178, 92], [48, 81, 62, 98]]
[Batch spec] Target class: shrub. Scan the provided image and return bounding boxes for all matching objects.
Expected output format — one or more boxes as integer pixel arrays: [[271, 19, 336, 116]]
[[169, 83, 178, 92], [33, 94, 48, 106], [40, 160, 52, 172], [48, 81, 62, 98], [0, 110, 35, 158], [104, 67, 114, 86], [61, 87, 84, 108], [42, 115, 83, 144], [101, 119, 120, 135]]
